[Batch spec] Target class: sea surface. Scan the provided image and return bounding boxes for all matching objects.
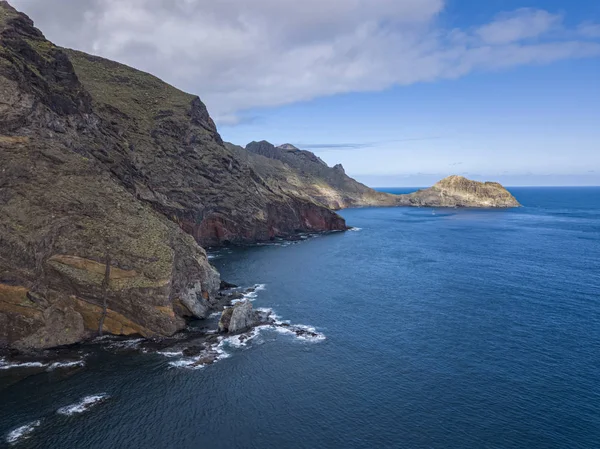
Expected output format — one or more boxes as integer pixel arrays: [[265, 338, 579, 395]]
[[1, 187, 599, 448]]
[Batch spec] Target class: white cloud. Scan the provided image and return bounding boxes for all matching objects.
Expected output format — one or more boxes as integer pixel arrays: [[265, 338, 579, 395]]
[[9, 1, 600, 124]]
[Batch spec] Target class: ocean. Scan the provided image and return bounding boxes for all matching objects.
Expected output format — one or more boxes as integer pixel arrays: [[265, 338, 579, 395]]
[[1, 187, 599, 448]]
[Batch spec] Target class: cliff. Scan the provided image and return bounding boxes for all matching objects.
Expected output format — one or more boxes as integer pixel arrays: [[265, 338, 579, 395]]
[[225, 141, 399, 209], [0, 2, 344, 350], [397, 176, 521, 208]]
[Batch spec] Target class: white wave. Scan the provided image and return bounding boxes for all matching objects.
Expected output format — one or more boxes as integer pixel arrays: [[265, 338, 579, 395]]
[[157, 351, 183, 358], [168, 358, 201, 369], [256, 307, 289, 325], [168, 337, 231, 370], [5, 420, 41, 445], [57, 394, 110, 416], [231, 283, 267, 304], [0, 360, 46, 370], [46, 360, 85, 371], [170, 303, 324, 370], [220, 326, 264, 348], [208, 311, 221, 318], [272, 323, 326, 342], [348, 227, 362, 232]]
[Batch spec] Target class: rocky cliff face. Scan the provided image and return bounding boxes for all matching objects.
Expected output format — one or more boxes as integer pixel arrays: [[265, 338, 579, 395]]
[[396, 176, 521, 208], [0, 3, 345, 350], [226, 141, 399, 210]]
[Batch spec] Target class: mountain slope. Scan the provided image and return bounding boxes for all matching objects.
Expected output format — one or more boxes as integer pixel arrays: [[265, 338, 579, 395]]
[[226, 141, 399, 209]]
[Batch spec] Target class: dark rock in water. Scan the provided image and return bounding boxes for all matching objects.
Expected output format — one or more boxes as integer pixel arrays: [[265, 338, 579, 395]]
[[182, 346, 204, 357], [245, 287, 256, 293], [228, 292, 244, 300], [255, 309, 272, 324], [219, 280, 238, 290]]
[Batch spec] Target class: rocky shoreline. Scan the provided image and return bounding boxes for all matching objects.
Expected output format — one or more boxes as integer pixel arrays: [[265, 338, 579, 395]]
[[0, 280, 324, 380]]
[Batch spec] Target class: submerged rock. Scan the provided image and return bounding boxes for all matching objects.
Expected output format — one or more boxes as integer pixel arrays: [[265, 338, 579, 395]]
[[219, 280, 238, 290]]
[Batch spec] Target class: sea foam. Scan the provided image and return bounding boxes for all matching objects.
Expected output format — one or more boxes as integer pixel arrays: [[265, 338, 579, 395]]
[[46, 360, 86, 371]]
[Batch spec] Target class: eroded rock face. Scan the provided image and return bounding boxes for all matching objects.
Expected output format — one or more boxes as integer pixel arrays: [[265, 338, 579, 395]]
[[396, 175, 521, 208]]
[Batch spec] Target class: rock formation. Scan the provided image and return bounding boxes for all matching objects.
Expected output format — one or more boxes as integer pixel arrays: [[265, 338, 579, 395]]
[[218, 301, 257, 334], [0, 3, 345, 350], [396, 176, 521, 208]]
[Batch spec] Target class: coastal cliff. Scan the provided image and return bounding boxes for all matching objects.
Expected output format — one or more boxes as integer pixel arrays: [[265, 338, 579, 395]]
[[0, 2, 344, 350]]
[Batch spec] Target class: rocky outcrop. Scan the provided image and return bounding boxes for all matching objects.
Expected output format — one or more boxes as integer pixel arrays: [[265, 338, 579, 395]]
[[218, 301, 258, 334], [0, 2, 345, 350], [396, 176, 521, 208], [226, 141, 399, 210]]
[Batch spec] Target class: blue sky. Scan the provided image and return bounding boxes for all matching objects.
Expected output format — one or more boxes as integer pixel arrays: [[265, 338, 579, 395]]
[[13, 0, 600, 186], [221, 57, 600, 186]]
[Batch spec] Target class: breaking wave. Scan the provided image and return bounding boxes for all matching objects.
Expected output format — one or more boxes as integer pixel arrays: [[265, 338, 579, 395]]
[[0, 359, 45, 370], [5, 420, 41, 445], [166, 306, 325, 370], [0, 357, 85, 372], [231, 284, 267, 304], [57, 394, 110, 416]]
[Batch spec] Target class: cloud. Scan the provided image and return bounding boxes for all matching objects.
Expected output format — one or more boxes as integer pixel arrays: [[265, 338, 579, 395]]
[[294, 137, 444, 151], [296, 143, 376, 150], [9, 1, 600, 124], [475, 8, 562, 45]]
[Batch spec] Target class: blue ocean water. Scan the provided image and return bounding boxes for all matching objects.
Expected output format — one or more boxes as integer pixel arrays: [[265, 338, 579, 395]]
[[1, 187, 599, 448]]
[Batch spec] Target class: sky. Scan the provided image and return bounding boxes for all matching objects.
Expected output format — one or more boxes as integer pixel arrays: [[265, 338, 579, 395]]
[[9, 0, 600, 186]]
